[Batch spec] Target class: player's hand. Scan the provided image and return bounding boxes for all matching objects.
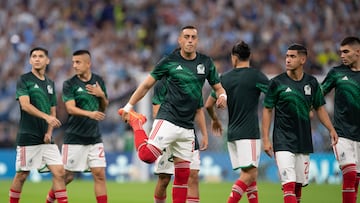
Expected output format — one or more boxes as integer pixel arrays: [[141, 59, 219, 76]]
[[329, 130, 338, 146], [199, 136, 208, 151], [88, 111, 106, 121], [215, 96, 226, 109], [43, 133, 51, 144], [86, 82, 105, 98], [211, 119, 223, 137], [263, 140, 274, 158], [45, 115, 61, 128]]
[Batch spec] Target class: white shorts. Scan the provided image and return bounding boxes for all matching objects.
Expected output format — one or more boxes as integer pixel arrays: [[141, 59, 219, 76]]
[[62, 143, 106, 172], [275, 151, 310, 186], [15, 144, 63, 172], [153, 148, 200, 175], [227, 139, 261, 169], [148, 119, 194, 162], [333, 137, 360, 172]]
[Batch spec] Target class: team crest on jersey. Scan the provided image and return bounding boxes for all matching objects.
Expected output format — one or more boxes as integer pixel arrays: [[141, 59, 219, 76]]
[[304, 85, 311, 95], [196, 64, 205, 74], [47, 85, 54, 94]]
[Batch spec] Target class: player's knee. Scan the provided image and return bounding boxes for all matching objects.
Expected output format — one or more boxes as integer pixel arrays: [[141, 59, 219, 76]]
[[138, 144, 161, 164], [342, 164, 357, 180]]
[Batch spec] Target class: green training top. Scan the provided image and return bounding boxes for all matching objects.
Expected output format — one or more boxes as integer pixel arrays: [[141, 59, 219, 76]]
[[321, 64, 360, 141], [264, 72, 325, 153], [16, 72, 57, 146], [62, 74, 108, 145], [150, 50, 220, 129], [212, 68, 269, 141]]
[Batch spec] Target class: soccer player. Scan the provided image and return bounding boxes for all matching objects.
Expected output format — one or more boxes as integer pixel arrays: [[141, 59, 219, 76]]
[[321, 36, 360, 203], [9, 47, 68, 203], [262, 44, 338, 203], [205, 41, 269, 203], [46, 50, 109, 203], [152, 77, 208, 203], [119, 25, 227, 203]]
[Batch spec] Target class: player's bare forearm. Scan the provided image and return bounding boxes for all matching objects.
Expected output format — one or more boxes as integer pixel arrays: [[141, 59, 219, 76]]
[[262, 108, 273, 157], [205, 96, 222, 136], [128, 75, 156, 106], [195, 108, 208, 150], [316, 106, 338, 145]]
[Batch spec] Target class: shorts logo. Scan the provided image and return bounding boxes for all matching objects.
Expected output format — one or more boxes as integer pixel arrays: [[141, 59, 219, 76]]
[[197, 64, 205, 74]]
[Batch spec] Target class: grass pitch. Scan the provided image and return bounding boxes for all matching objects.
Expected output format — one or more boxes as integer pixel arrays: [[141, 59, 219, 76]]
[[0, 180, 341, 202]]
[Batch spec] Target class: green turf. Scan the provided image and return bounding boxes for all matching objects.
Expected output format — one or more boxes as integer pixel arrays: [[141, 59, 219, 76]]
[[0, 180, 342, 202]]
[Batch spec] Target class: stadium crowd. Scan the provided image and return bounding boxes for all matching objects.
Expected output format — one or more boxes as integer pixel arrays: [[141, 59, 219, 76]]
[[0, 0, 358, 152]]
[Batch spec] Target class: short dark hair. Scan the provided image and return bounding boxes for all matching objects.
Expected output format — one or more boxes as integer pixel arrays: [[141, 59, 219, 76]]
[[73, 49, 91, 58], [340, 36, 360, 46], [231, 41, 251, 60], [288, 43, 307, 56], [181, 25, 197, 31], [30, 47, 48, 57]]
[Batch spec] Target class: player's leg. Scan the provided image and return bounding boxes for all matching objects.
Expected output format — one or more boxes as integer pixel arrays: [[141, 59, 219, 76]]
[[153, 148, 174, 203], [227, 139, 260, 203], [9, 146, 41, 203], [275, 151, 297, 203], [44, 144, 68, 203], [187, 149, 200, 203], [354, 141, 360, 202], [294, 154, 310, 203], [334, 137, 357, 203], [89, 143, 108, 203]]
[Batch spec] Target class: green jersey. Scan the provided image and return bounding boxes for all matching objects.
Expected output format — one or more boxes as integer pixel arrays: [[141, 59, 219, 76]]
[[264, 72, 325, 153], [216, 68, 269, 141], [62, 74, 108, 144], [15, 72, 57, 146], [150, 50, 220, 129], [321, 64, 360, 141]]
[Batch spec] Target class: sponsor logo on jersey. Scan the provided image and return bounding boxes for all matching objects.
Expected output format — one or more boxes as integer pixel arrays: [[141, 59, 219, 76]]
[[285, 87, 292, 92], [34, 84, 39, 88], [196, 64, 205, 74], [77, 87, 84, 92], [176, 65, 183, 70], [341, 76, 348, 80], [304, 84, 311, 95]]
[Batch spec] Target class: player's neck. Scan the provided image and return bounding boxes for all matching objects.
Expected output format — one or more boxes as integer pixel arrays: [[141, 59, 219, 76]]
[[287, 69, 304, 81], [349, 61, 360, 71], [234, 61, 250, 69], [77, 72, 92, 82], [31, 69, 45, 80], [180, 50, 196, 60]]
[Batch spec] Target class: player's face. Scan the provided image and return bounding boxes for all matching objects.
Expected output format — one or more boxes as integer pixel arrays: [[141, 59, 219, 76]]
[[72, 54, 91, 76], [178, 28, 198, 55], [29, 50, 49, 70], [340, 45, 360, 67], [285, 50, 305, 71]]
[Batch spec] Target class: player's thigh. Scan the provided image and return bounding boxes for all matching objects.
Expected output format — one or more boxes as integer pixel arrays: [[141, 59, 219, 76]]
[[294, 154, 310, 186], [88, 143, 107, 168], [154, 147, 174, 175], [170, 127, 194, 162], [62, 144, 89, 171], [356, 141, 360, 172], [334, 137, 357, 167], [148, 119, 177, 150], [275, 151, 296, 184], [15, 145, 43, 171], [227, 139, 261, 170], [42, 144, 63, 165]]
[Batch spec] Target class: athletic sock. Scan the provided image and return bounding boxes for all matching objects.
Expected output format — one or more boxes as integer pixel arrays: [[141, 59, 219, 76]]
[[342, 164, 357, 203], [154, 195, 166, 203], [172, 161, 190, 203], [134, 129, 148, 150], [295, 183, 302, 203], [187, 196, 200, 202], [96, 195, 108, 203], [283, 182, 296, 203], [246, 181, 258, 203], [228, 179, 248, 203], [54, 189, 68, 203], [46, 189, 56, 203], [9, 189, 20, 203]]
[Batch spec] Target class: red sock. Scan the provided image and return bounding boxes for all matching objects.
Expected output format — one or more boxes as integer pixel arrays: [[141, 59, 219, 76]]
[[96, 195, 108, 203], [172, 161, 190, 203], [283, 182, 296, 203], [9, 189, 20, 203], [133, 130, 148, 150], [187, 196, 200, 202], [138, 144, 162, 164], [295, 183, 302, 203], [246, 181, 258, 203], [46, 190, 56, 203], [54, 189, 68, 203], [154, 195, 166, 203], [342, 164, 357, 203], [228, 179, 248, 203]]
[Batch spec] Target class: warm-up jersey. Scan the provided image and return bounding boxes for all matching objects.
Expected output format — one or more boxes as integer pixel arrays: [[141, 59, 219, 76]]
[[16, 72, 57, 146], [321, 64, 360, 141], [150, 50, 220, 129], [152, 77, 200, 150], [214, 68, 269, 141], [62, 74, 108, 145], [264, 72, 325, 153]]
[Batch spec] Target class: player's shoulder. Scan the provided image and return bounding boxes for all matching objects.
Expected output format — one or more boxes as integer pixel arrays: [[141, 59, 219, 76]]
[[329, 64, 348, 72]]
